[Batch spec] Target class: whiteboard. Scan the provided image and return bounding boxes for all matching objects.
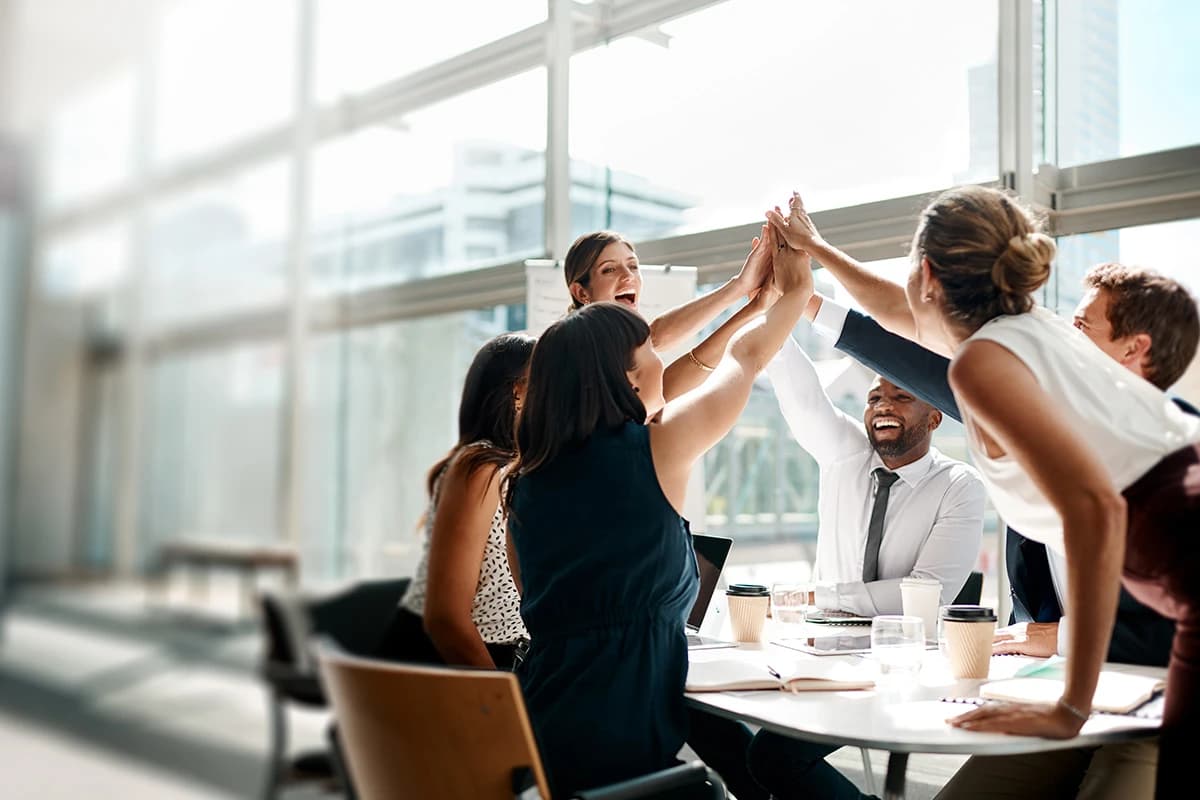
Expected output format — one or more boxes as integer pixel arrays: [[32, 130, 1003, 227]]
[[523, 260, 709, 531]]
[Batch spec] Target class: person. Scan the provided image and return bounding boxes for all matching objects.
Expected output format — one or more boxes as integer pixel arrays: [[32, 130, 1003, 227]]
[[374, 333, 534, 669], [505, 224, 812, 797], [564, 228, 774, 400], [744, 306, 987, 800], [767, 185, 1200, 799]]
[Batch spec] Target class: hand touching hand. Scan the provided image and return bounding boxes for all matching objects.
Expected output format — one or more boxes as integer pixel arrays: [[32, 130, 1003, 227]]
[[769, 224, 814, 297], [993, 622, 1059, 658], [766, 191, 824, 253], [735, 225, 773, 296]]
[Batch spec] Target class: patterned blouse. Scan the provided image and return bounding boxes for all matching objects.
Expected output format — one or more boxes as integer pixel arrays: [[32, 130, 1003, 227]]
[[400, 493, 527, 645]]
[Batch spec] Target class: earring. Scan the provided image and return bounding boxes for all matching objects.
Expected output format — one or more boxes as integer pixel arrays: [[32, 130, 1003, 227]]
[[632, 386, 640, 393], [922, 293, 933, 303]]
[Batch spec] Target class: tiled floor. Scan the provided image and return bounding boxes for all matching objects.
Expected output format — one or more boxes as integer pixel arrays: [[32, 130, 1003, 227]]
[[0, 580, 965, 799]]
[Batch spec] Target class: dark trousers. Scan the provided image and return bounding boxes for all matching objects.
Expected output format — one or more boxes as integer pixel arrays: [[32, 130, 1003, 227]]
[[746, 732, 871, 800], [372, 606, 518, 669], [1119, 444, 1200, 800], [686, 709, 768, 800]]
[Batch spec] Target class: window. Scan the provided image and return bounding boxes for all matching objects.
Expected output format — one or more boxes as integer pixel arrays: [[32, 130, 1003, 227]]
[[43, 71, 136, 210], [1048, 0, 1200, 166], [314, 0, 545, 102], [146, 160, 289, 324], [140, 342, 284, 567], [303, 304, 525, 579], [571, 0, 999, 236], [309, 70, 546, 293]]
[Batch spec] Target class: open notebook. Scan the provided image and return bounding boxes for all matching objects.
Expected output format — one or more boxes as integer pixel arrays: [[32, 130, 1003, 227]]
[[980, 671, 1165, 714], [686, 658, 875, 693]]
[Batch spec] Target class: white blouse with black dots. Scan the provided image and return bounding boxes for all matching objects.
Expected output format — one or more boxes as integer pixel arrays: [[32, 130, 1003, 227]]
[[400, 499, 527, 645]]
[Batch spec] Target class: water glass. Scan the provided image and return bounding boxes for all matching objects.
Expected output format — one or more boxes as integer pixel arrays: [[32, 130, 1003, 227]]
[[770, 583, 811, 625], [871, 615, 925, 682]]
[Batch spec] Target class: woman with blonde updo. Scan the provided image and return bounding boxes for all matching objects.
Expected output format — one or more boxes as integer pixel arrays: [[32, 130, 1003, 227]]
[[766, 186, 1200, 799]]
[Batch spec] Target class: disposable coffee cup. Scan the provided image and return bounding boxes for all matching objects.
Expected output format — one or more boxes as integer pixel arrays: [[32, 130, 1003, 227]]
[[725, 584, 770, 643], [900, 577, 942, 643], [940, 605, 997, 679]]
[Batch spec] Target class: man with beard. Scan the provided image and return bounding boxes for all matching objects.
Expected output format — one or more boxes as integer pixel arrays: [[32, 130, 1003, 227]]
[[738, 336, 987, 800], [764, 335, 986, 618]]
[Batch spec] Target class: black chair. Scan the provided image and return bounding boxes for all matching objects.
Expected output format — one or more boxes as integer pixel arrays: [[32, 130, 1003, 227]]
[[258, 577, 410, 800], [952, 571, 984, 605]]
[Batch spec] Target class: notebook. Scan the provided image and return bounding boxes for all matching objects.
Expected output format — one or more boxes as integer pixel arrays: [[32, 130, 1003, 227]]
[[686, 658, 875, 693], [979, 672, 1165, 715], [686, 533, 737, 650]]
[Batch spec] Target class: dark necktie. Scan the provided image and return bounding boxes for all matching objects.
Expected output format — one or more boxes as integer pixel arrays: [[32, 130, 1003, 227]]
[[862, 468, 901, 583]]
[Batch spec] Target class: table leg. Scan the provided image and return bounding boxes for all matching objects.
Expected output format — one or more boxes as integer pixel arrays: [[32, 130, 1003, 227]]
[[884, 752, 908, 800]]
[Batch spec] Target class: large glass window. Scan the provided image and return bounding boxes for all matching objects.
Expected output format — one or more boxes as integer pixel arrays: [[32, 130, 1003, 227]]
[[1049, 0, 1200, 167], [153, 0, 296, 165], [146, 160, 289, 325], [43, 71, 136, 210], [303, 304, 525, 580], [41, 220, 130, 300], [140, 342, 283, 567], [570, 0, 999, 236], [314, 0, 545, 102], [309, 70, 546, 293]]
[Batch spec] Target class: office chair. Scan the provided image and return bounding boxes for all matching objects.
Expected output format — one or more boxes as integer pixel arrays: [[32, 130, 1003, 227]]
[[315, 640, 728, 800], [258, 577, 410, 800]]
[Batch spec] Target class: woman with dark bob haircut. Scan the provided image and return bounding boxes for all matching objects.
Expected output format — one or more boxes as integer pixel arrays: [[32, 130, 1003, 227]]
[[768, 186, 1200, 799], [564, 226, 775, 401], [504, 222, 812, 797], [376, 332, 534, 669]]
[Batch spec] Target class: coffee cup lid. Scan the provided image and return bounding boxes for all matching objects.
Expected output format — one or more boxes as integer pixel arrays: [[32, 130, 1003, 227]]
[[940, 604, 997, 622], [726, 583, 769, 597]]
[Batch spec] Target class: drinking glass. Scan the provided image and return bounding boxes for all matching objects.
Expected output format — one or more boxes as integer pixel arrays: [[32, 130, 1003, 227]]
[[871, 615, 925, 682], [770, 583, 811, 625]]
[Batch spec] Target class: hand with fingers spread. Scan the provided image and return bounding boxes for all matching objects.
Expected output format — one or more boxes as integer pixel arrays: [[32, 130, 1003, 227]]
[[992, 621, 1059, 658], [766, 191, 825, 253], [949, 698, 1086, 739]]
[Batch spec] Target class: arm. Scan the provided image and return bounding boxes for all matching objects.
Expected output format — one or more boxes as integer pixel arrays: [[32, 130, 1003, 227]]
[[835, 474, 987, 617], [422, 458, 502, 669], [650, 230, 814, 513], [765, 336, 868, 466], [647, 227, 772, 353], [947, 340, 1125, 739], [810, 294, 963, 422], [767, 193, 922, 347], [662, 285, 775, 401]]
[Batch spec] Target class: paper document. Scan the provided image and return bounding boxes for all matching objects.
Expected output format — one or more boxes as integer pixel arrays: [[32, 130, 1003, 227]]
[[685, 658, 874, 693], [980, 671, 1165, 714]]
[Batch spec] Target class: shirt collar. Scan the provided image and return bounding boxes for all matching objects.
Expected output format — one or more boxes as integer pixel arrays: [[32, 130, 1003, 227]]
[[870, 447, 936, 488]]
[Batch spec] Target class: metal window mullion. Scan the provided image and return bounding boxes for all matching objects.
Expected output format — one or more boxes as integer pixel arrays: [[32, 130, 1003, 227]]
[[545, 0, 573, 258], [277, 0, 316, 556], [998, 0, 1035, 204]]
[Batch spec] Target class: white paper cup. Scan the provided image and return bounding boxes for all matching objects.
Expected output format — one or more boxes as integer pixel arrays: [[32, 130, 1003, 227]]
[[900, 577, 942, 642]]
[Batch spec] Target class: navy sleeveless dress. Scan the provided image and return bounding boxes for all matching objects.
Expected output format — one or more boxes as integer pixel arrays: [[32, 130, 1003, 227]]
[[510, 421, 700, 796]]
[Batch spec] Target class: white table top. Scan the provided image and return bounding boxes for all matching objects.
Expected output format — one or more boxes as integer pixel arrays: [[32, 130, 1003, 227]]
[[686, 623, 1163, 756]]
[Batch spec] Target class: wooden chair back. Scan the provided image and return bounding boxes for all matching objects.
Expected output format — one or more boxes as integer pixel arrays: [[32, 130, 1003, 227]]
[[316, 641, 551, 800]]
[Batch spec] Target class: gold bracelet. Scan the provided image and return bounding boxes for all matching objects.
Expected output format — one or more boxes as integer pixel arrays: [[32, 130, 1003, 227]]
[[1057, 697, 1090, 722], [688, 348, 715, 372]]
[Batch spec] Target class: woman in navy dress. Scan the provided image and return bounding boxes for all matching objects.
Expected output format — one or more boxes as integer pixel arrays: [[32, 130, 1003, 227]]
[[505, 223, 814, 796]]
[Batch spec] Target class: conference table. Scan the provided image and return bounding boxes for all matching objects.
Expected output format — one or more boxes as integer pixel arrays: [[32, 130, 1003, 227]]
[[685, 623, 1163, 800]]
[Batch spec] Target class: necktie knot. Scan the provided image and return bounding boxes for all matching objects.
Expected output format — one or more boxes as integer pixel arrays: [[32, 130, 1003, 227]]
[[873, 468, 900, 489]]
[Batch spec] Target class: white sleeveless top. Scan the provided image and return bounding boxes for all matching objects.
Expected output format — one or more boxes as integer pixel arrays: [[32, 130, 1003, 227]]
[[400, 491, 528, 645], [961, 306, 1200, 554]]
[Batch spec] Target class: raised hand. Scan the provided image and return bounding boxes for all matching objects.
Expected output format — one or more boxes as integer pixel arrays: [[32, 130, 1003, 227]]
[[766, 191, 824, 253], [735, 225, 774, 297], [768, 224, 813, 298]]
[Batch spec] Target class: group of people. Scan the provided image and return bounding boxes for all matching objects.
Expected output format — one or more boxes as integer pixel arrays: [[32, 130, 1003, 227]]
[[377, 184, 1200, 800]]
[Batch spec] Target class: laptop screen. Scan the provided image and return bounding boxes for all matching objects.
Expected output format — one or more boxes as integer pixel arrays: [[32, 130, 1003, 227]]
[[687, 533, 733, 631]]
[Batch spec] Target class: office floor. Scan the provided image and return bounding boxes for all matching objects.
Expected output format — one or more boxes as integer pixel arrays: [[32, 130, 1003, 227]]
[[0, 580, 964, 799]]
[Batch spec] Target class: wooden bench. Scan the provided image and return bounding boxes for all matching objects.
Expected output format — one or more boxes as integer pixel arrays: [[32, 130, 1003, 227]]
[[152, 538, 300, 620]]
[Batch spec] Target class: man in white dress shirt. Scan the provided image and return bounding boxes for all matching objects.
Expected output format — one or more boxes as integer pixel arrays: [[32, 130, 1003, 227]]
[[766, 335, 987, 616]]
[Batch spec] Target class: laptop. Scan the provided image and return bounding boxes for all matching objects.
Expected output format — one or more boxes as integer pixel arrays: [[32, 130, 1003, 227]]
[[686, 533, 738, 650]]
